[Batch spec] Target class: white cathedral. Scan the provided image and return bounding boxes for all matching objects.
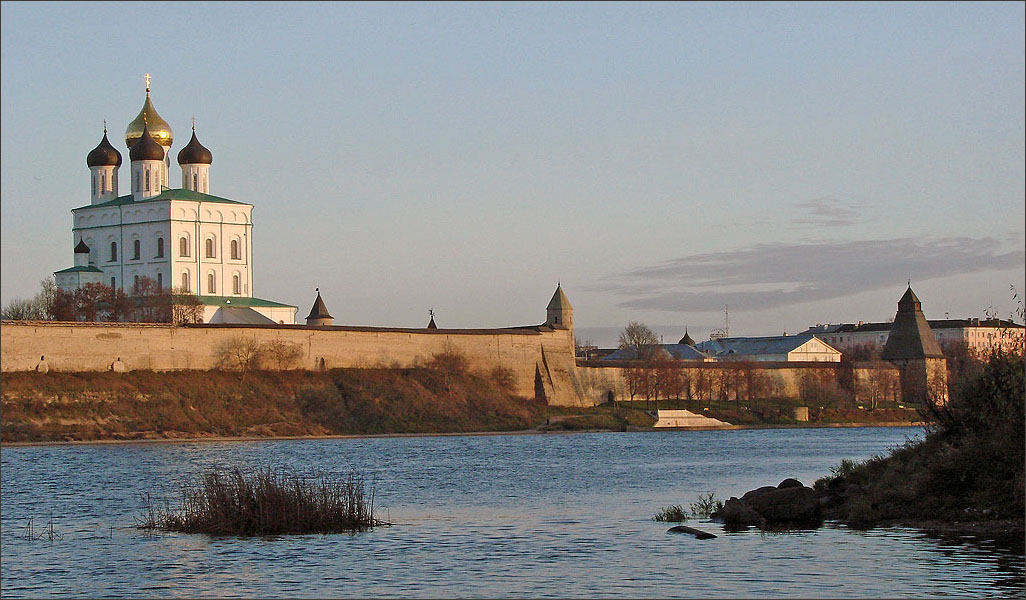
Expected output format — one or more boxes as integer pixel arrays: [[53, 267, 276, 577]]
[[54, 77, 297, 324]]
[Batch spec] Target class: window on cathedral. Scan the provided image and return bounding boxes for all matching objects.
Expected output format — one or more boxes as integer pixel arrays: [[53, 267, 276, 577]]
[[135, 172, 140, 191], [207, 273, 216, 294], [110, 242, 118, 262], [111, 277, 116, 288], [157, 273, 163, 292], [145, 169, 150, 192], [193, 173, 198, 190], [156, 237, 164, 258], [180, 237, 189, 257], [132, 240, 140, 260], [93, 174, 97, 196], [181, 272, 190, 292], [205, 238, 215, 258], [233, 274, 241, 295], [133, 275, 140, 293], [230, 239, 240, 260]]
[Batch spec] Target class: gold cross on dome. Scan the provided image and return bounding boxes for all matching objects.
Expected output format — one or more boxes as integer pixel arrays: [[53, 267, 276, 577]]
[[144, 73, 151, 91]]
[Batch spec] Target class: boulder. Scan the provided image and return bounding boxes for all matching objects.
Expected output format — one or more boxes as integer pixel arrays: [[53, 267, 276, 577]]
[[743, 486, 821, 522], [740, 486, 778, 502], [717, 497, 765, 525], [777, 478, 804, 489]]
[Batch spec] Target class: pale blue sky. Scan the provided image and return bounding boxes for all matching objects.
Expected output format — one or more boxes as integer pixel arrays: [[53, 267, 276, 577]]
[[2, 1, 1023, 346]]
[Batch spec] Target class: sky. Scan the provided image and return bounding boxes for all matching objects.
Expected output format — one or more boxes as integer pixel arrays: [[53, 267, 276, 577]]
[[2, 1, 1023, 347]]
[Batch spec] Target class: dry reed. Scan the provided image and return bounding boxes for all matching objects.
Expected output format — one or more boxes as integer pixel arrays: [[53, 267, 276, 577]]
[[138, 466, 387, 535]]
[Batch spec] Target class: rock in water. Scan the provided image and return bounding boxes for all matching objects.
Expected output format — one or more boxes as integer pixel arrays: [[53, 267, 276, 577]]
[[667, 525, 717, 539], [743, 486, 821, 522]]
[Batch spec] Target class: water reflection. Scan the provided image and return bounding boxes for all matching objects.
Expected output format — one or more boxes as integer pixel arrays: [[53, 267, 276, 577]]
[[2, 428, 1022, 598]]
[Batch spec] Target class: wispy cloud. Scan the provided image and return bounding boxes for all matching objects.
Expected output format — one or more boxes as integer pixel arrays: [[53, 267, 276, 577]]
[[591, 236, 1024, 313], [791, 196, 865, 228]]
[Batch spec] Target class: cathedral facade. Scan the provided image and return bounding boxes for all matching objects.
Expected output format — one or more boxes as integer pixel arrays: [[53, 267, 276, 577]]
[[55, 77, 296, 324]]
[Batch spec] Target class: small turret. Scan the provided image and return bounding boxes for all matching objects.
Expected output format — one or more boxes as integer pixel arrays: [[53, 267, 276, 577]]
[[87, 126, 121, 204], [306, 289, 333, 326], [130, 123, 165, 200], [678, 327, 696, 346], [546, 283, 573, 330], [178, 122, 212, 193], [427, 309, 437, 329], [74, 239, 91, 267]]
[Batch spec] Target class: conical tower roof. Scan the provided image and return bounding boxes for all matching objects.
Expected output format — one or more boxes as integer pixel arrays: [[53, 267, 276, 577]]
[[881, 285, 944, 360], [427, 316, 437, 329], [74, 239, 90, 253], [125, 82, 173, 148], [129, 123, 166, 162], [305, 291, 332, 320], [87, 129, 123, 167], [547, 284, 572, 312], [678, 328, 696, 346]]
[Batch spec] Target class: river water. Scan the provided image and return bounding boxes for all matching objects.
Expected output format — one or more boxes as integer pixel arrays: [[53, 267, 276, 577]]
[[1, 427, 1022, 598]]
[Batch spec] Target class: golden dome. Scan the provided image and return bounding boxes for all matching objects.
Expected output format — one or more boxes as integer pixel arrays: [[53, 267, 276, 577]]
[[125, 91, 173, 149]]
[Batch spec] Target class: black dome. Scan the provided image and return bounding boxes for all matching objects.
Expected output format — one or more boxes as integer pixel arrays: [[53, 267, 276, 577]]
[[86, 132, 122, 167], [129, 124, 165, 162], [177, 130, 213, 165]]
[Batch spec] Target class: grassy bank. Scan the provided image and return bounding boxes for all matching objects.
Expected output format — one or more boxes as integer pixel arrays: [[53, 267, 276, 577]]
[[815, 350, 1024, 538], [0, 366, 546, 442]]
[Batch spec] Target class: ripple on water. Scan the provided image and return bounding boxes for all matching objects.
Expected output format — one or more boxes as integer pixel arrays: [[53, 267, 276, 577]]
[[1, 428, 1022, 598]]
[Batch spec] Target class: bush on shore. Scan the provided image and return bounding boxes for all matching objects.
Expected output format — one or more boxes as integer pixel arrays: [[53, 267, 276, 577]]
[[816, 349, 1025, 527]]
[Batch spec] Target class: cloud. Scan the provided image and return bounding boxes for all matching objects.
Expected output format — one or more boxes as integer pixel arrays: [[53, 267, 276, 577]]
[[592, 236, 1024, 313], [791, 196, 864, 227]]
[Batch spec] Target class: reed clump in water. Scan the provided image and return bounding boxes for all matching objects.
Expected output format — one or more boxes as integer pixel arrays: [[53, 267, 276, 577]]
[[139, 466, 386, 535]]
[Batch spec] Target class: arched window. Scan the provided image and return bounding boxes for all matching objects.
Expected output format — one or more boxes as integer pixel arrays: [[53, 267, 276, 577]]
[[181, 272, 190, 292], [205, 237, 215, 258], [110, 241, 118, 262], [111, 277, 116, 288], [92, 174, 97, 196], [207, 273, 216, 294], [132, 239, 140, 260], [193, 173, 198, 190], [156, 237, 164, 258], [157, 273, 163, 291], [144, 168, 150, 192], [133, 275, 140, 293], [135, 171, 140, 191], [233, 274, 241, 294], [179, 236, 189, 257], [230, 239, 240, 260]]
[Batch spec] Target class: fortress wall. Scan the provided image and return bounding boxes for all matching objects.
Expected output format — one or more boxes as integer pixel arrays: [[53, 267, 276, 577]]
[[0, 321, 591, 406], [576, 361, 900, 405]]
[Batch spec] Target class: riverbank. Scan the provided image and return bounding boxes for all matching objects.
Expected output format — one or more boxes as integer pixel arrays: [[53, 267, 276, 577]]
[[1, 369, 925, 444]]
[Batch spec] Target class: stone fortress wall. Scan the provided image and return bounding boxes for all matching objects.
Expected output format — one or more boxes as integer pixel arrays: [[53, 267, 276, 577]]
[[0, 320, 588, 406]]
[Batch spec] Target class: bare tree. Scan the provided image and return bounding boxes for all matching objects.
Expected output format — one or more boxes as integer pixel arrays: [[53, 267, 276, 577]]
[[618, 321, 660, 360], [262, 339, 303, 370], [215, 335, 264, 379]]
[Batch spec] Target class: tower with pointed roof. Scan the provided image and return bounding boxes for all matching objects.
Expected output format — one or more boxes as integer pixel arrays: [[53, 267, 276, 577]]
[[54, 76, 297, 324], [306, 290, 333, 326], [546, 283, 573, 330], [881, 285, 948, 404]]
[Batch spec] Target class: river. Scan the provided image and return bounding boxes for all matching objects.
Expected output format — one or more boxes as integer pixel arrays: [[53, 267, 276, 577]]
[[1, 427, 1022, 598]]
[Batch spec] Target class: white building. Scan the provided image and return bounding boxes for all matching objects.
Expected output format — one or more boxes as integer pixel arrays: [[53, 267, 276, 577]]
[[55, 77, 296, 324], [805, 318, 1024, 357], [695, 334, 841, 362]]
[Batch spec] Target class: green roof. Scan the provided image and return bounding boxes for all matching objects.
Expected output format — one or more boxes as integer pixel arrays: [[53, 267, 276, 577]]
[[73, 188, 249, 211], [196, 296, 296, 309], [54, 265, 103, 274]]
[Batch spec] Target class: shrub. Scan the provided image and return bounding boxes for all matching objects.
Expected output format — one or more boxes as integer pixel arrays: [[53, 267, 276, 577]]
[[653, 505, 688, 522], [138, 466, 386, 535], [215, 336, 263, 377], [488, 366, 517, 392], [689, 492, 724, 517], [262, 339, 304, 370], [425, 348, 470, 391]]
